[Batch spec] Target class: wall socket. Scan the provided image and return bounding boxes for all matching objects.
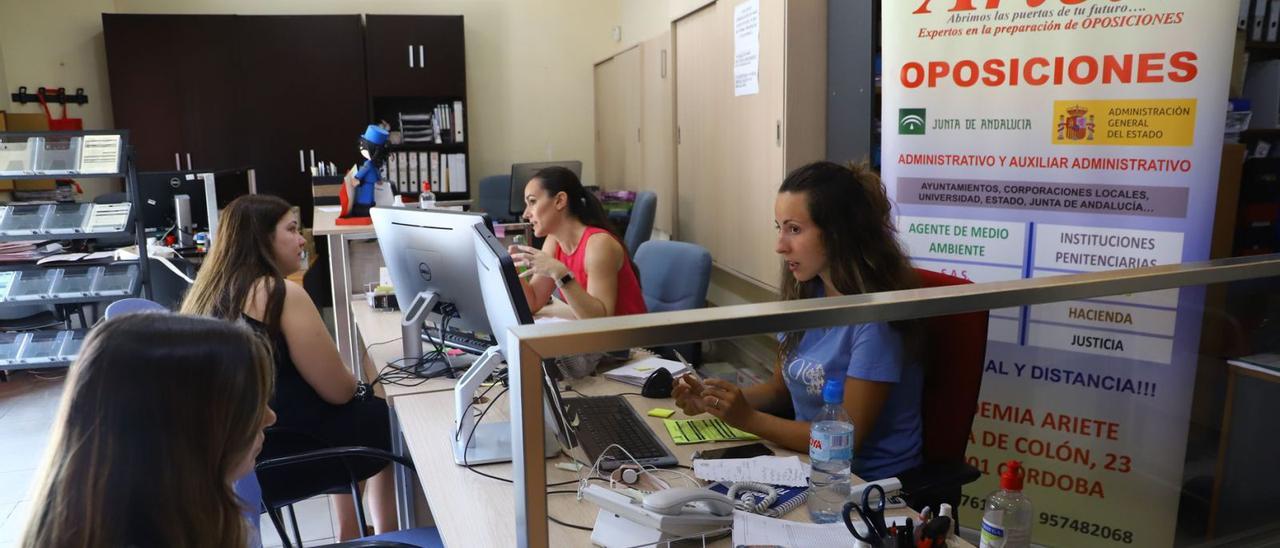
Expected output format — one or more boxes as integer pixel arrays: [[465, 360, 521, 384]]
[[611, 25, 622, 42]]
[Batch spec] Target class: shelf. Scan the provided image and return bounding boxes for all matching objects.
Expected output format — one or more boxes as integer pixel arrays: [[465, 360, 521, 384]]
[[0, 130, 130, 179], [0, 202, 133, 241], [0, 329, 86, 371], [0, 172, 126, 180], [388, 142, 466, 151], [0, 264, 139, 305]]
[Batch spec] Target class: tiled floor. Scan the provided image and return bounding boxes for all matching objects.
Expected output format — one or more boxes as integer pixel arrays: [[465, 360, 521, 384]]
[[0, 371, 336, 548]]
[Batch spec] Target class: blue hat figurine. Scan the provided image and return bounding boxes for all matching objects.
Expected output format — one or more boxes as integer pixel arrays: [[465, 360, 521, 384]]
[[339, 123, 391, 224]]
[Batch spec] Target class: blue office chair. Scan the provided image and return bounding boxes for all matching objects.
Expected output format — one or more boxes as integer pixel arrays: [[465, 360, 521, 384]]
[[623, 191, 657, 257], [633, 240, 711, 364], [103, 297, 165, 318], [477, 175, 516, 223]]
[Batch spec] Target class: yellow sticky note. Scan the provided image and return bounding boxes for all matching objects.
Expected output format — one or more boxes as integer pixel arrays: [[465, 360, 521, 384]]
[[648, 407, 676, 418]]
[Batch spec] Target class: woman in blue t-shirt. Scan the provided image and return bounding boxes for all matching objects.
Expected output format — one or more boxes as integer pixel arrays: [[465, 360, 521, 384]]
[[673, 161, 923, 480]]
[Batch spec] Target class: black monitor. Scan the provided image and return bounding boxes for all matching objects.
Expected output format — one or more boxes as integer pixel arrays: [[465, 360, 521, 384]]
[[472, 223, 575, 449], [508, 161, 583, 217], [137, 168, 256, 236]]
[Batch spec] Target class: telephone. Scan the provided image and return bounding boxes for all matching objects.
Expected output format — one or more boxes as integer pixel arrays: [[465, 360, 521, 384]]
[[583, 484, 734, 547]]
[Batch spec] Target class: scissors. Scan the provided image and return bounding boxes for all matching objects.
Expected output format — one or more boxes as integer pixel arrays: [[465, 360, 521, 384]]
[[843, 483, 890, 546]]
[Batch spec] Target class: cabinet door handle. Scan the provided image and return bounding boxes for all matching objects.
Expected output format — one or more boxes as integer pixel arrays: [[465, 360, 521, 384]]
[[174, 153, 181, 171], [408, 44, 414, 68], [418, 45, 425, 68], [299, 150, 306, 173], [186, 153, 192, 171]]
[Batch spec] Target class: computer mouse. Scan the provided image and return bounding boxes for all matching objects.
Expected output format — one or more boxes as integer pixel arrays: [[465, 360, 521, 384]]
[[641, 367, 674, 398]]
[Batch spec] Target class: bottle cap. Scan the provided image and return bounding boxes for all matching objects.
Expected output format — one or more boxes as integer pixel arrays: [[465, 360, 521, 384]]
[[1000, 460, 1024, 491], [821, 378, 844, 404]]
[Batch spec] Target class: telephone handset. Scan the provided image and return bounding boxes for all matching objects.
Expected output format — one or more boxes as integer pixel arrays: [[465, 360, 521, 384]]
[[642, 487, 734, 517], [582, 484, 735, 543]]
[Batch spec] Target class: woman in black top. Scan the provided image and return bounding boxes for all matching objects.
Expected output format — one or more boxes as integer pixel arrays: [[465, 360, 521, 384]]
[[182, 195, 395, 539]]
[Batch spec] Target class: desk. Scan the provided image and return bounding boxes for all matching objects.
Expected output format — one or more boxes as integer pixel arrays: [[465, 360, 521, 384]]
[[350, 295, 576, 528], [314, 207, 377, 376], [394, 373, 947, 547]]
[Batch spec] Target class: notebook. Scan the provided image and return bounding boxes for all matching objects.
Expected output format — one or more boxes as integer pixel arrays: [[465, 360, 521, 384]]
[[709, 481, 808, 518]]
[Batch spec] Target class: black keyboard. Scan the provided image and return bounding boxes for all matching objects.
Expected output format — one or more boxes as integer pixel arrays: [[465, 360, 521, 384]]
[[563, 395, 678, 470], [422, 326, 494, 355]]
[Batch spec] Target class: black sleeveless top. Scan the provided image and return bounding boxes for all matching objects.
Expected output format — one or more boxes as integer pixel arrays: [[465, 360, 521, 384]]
[[242, 315, 331, 427]]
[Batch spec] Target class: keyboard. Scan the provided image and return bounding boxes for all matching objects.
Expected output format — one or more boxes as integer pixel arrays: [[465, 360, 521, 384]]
[[422, 326, 494, 355], [563, 395, 678, 470]]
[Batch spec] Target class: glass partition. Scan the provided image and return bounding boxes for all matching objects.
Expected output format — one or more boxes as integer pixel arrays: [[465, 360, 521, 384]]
[[505, 255, 1280, 547]]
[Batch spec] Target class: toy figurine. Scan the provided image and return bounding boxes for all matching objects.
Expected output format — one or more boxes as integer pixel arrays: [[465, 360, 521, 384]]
[[337, 123, 395, 225]]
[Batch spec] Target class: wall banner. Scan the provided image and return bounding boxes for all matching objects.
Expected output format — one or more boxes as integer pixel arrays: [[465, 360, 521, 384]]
[[881, 2, 1235, 546]]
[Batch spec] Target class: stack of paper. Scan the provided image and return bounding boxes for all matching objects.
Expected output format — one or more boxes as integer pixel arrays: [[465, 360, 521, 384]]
[[0, 241, 40, 263], [693, 456, 810, 487], [602, 356, 690, 387]]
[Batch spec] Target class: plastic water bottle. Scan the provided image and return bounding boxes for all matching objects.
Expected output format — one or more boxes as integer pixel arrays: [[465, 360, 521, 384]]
[[807, 378, 854, 523], [980, 460, 1033, 548], [418, 181, 436, 209]]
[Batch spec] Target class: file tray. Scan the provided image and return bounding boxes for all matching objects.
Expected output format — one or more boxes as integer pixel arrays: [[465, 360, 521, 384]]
[[33, 136, 82, 174], [18, 331, 65, 363], [93, 264, 137, 296], [59, 330, 87, 360], [43, 203, 91, 234], [0, 137, 39, 175], [0, 204, 52, 235], [9, 269, 61, 301], [52, 266, 102, 297], [0, 333, 30, 366]]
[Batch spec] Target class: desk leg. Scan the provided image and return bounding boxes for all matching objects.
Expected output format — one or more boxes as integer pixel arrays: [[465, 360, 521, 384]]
[[390, 405, 417, 529], [328, 233, 357, 377]]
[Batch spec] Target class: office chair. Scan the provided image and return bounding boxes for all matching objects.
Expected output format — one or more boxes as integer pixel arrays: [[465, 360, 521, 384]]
[[896, 269, 989, 529], [633, 240, 712, 364], [623, 191, 657, 257], [476, 175, 516, 223], [255, 445, 443, 548], [103, 297, 166, 318]]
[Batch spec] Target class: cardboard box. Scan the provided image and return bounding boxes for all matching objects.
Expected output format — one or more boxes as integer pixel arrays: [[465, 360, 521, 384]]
[[2, 112, 56, 191]]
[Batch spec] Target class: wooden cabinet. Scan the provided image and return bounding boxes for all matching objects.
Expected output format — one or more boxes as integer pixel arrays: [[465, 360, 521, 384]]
[[106, 14, 468, 217], [594, 46, 642, 191], [103, 14, 186, 172], [593, 33, 676, 236], [235, 15, 367, 212], [365, 15, 466, 98], [673, 0, 825, 291]]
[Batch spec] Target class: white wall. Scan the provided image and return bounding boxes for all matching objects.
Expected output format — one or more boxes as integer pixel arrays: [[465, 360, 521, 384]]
[[0, 0, 117, 129], [0, 0, 623, 187], [618, 0, 670, 51]]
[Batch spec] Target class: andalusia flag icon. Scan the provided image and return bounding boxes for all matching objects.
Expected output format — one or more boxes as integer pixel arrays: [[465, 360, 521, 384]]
[[899, 108, 926, 135]]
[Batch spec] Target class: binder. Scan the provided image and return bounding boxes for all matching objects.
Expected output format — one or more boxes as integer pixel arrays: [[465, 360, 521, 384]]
[[1269, 0, 1280, 42], [430, 152, 441, 189], [1255, 0, 1270, 41], [1244, 0, 1256, 30], [453, 101, 465, 143], [1245, 60, 1280, 128]]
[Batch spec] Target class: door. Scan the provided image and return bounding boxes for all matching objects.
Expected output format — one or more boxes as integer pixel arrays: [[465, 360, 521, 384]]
[[176, 15, 239, 171], [641, 32, 675, 235], [103, 14, 185, 171], [365, 15, 466, 99], [674, 4, 725, 258], [235, 15, 367, 218]]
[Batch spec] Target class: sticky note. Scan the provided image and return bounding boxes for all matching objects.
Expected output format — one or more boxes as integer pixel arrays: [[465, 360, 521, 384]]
[[647, 407, 677, 418]]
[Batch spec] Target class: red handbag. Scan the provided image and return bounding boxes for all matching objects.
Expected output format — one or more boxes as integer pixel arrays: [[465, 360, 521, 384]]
[[37, 89, 84, 131]]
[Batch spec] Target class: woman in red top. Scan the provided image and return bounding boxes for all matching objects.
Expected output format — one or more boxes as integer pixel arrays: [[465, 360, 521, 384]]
[[510, 166, 647, 318]]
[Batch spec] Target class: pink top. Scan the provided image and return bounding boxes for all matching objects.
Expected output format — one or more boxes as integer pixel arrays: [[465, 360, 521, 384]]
[[554, 226, 648, 316]]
